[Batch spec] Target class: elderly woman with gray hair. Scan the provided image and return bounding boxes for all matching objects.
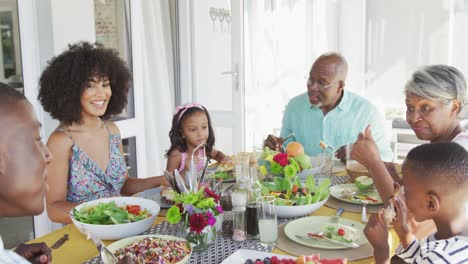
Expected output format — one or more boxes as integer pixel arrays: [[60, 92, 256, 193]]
[[350, 64, 468, 241], [351, 64, 467, 201]]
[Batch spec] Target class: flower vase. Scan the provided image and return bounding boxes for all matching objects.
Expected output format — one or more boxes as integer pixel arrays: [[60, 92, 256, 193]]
[[183, 222, 217, 252]]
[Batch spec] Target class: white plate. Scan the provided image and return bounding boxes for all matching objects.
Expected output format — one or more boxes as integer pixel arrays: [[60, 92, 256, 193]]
[[329, 184, 383, 205], [102, 234, 191, 264], [284, 216, 368, 249], [220, 249, 295, 264]]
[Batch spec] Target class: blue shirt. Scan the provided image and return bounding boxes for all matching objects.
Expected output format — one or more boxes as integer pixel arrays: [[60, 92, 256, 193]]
[[280, 90, 393, 161]]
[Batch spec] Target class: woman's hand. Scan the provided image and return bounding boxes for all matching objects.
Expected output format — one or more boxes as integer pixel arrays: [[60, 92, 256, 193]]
[[351, 125, 381, 168], [15, 243, 52, 264]]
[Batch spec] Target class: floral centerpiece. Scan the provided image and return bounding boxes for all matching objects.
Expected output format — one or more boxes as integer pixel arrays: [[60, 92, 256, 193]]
[[166, 186, 223, 252], [257, 145, 312, 179]]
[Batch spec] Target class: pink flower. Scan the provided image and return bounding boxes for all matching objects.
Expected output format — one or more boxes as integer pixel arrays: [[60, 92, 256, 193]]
[[189, 213, 208, 234], [206, 212, 216, 226], [273, 153, 289, 167], [215, 205, 224, 214]]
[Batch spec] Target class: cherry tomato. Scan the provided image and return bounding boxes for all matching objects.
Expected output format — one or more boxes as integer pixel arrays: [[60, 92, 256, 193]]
[[338, 228, 345, 236], [291, 185, 299, 194], [126, 205, 141, 215]]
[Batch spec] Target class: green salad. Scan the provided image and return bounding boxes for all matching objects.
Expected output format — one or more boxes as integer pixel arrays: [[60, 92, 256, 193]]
[[207, 171, 234, 180], [324, 226, 355, 243], [72, 201, 151, 225], [261, 175, 330, 206]]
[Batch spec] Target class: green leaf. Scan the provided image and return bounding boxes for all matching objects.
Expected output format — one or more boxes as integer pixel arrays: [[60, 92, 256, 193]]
[[274, 177, 284, 191], [305, 175, 316, 192]]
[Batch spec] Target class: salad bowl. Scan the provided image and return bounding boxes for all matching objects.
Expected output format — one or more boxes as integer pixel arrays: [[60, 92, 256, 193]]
[[71, 196, 160, 240], [262, 175, 330, 218], [276, 195, 328, 218]]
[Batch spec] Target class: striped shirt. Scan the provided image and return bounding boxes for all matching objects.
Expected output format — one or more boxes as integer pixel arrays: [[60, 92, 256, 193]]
[[396, 233, 468, 264], [0, 235, 30, 264]]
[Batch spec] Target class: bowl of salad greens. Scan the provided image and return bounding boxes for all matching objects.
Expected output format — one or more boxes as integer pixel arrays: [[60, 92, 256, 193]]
[[261, 175, 330, 218], [71, 197, 160, 240]]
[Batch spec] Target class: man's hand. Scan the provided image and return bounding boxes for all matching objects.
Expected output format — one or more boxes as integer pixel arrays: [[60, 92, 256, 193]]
[[351, 125, 381, 168], [364, 210, 390, 263], [264, 134, 283, 151], [117, 255, 133, 264], [14, 243, 52, 264], [335, 145, 347, 163]]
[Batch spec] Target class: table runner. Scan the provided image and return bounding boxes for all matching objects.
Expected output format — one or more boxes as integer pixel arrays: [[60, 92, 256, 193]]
[[84, 175, 352, 263], [84, 220, 273, 264]]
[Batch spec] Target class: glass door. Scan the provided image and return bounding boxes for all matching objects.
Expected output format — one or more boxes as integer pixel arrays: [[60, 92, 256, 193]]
[[94, 0, 139, 178], [188, 0, 245, 154]]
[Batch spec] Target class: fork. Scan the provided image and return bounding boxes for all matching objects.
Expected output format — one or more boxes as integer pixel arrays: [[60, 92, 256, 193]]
[[328, 208, 344, 224], [282, 133, 296, 142], [79, 226, 119, 264]]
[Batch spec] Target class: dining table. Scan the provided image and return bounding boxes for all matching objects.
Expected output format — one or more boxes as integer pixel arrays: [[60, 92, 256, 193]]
[[27, 166, 400, 263]]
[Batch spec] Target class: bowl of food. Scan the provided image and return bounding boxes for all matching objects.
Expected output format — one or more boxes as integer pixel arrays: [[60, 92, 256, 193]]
[[71, 196, 160, 240], [297, 153, 333, 181], [262, 175, 330, 218], [102, 234, 192, 264], [346, 162, 402, 181]]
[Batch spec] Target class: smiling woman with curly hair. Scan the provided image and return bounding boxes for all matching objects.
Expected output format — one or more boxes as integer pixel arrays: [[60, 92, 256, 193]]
[[38, 41, 167, 224], [39, 42, 130, 124]]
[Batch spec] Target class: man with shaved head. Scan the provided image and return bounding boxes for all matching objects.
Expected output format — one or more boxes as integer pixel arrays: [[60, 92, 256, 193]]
[[0, 84, 54, 263], [265, 52, 392, 161]]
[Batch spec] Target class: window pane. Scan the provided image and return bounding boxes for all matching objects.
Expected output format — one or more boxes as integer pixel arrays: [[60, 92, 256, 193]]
[[94, 0, 134, 120], [365, 0, 450, 118], [0, 0, 22, 94], [122, 137, 137, 178]]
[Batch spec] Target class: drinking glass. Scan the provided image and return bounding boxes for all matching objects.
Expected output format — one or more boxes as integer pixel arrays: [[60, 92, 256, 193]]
[[256, 196, 277, 246]]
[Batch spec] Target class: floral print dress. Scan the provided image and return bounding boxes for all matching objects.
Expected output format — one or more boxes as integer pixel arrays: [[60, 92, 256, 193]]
[[57, 126, 126, 203]]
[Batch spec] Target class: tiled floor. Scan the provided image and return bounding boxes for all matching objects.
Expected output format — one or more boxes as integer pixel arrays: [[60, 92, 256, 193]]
[[0, 216, 34, 249]]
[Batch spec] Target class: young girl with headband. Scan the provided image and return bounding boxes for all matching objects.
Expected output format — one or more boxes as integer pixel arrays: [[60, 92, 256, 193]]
[[165, 103, 228, 175]]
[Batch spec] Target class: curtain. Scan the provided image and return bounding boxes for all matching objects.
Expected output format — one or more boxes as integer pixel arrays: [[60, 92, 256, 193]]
[[137, 1, 175, 176]]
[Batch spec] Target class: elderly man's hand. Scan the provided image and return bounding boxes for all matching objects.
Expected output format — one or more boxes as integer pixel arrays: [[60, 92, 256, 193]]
[[264, 134, 284, 151], [335, 145, 347, 163], [351, 125, 381, 167], [14, 243, 52, 264]]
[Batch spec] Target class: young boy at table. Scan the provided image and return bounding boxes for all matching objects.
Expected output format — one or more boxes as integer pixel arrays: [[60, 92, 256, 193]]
[[0, 84, 53, 263], [364, 142, 468, 264]]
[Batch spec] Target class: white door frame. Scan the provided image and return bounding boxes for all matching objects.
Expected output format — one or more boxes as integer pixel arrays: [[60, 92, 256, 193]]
[[178, 0, 245, 154], [18, 0, 149, 238]]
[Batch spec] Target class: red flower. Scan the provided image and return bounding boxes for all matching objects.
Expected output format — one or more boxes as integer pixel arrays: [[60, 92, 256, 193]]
[[204, 187, 221, 202], [273, 153, 289, 167], [189, 213, 208, 234]]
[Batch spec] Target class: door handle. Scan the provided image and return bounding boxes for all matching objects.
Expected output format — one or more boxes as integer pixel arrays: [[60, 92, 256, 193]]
[[221, 71, 238, 75], [221, 64, 240, 91]]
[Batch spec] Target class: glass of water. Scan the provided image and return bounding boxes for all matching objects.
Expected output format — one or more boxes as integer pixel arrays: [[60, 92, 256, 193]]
[[256, 196, 277, 246]]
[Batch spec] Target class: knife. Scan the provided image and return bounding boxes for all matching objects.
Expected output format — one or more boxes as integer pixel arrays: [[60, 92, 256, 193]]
[[78, 225, 119, 263], [295, 234, 359, 248]]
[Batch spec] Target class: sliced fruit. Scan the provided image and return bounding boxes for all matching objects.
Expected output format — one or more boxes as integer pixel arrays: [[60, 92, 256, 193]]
[[354, 175, 368, 183], [355, 177, 374, 191]]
